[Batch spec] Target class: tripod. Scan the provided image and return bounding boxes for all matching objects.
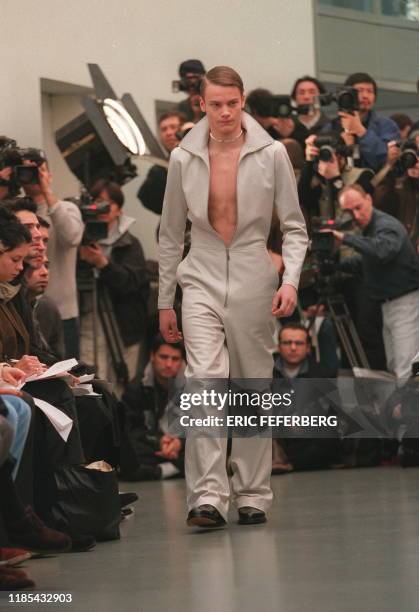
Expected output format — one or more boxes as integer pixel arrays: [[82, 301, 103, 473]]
[[79, 267, 129, 385]]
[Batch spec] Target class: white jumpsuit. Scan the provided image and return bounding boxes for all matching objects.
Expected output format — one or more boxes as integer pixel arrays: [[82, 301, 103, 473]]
[[158, 112, 308, 519]]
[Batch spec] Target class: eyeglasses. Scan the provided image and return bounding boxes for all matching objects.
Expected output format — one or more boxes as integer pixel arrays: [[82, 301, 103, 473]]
[[279, 340, 307, 347]]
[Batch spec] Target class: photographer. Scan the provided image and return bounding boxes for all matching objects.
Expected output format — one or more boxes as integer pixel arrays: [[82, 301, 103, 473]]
[[22, 157, 83, 359], [137, 111, 186, 216], [176, 59, 206, 123], [374, 137, 419, 254], [323, 72, 400, 172], [79, 180, 150, 384], [332, 184, 419, 379], [291, 75, 329, 136], [246, 88, 308, 149], [299, 132, 374, 224]]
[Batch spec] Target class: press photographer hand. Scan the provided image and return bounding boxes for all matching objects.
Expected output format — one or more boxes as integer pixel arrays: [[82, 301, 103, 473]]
[[338, 111, 366, 138], [305, 134, 319, 161], [79, 243, 108, 269], [387, 140, 401, 166], [318, 153, 341, 180]]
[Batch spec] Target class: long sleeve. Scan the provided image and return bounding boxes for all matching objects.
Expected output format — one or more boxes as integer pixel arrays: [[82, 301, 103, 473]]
[[99, 237, 149, 296], [343, 225, 403, 263], [158, 149, 188, 309], [48, 200, 84, 247], [273, 142, 308, 290], [357, 116, 400, 172]]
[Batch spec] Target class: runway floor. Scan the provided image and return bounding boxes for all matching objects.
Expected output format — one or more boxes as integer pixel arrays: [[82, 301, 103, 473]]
[[5, 466, 419, 612]]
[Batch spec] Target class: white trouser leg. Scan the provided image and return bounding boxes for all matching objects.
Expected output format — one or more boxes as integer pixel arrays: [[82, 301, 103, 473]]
[[381, 289, 419, 380]]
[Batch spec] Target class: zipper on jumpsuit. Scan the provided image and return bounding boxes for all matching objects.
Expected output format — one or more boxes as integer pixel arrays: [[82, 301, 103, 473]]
[[224, 247, 230, 307]]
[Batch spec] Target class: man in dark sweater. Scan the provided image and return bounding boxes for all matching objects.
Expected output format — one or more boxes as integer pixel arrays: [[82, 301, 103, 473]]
[[332, 184, 419, 379], [119, 335, 185, 480], [272, 323, 341, 472]]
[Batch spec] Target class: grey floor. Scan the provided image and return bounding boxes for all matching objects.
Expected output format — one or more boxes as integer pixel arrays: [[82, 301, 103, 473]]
[[6, 467, 419, 612]]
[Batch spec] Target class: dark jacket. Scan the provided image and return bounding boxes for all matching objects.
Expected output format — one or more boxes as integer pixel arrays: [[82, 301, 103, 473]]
[[323, 111, 400, 172], [137, 165, 167, 216], [98, 230, 150, 346], [120, 362, 185, 475], [341, 209, 419, 302], [272, 355, 341, 470]]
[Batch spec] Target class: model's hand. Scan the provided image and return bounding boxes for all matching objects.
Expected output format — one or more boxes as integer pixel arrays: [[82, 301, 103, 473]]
[[272, 284, 297, 318], [159, 309, 183, 343]]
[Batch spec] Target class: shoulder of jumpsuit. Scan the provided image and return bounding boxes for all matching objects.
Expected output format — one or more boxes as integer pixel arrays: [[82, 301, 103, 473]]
[[177, 112, 275, 160]]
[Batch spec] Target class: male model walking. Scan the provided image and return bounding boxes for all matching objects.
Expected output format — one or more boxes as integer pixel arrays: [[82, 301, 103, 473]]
[[159, 66, 308, 527]]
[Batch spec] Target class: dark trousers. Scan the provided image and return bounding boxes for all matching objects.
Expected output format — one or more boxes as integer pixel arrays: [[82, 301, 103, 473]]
[[62, 317, 80, 360]]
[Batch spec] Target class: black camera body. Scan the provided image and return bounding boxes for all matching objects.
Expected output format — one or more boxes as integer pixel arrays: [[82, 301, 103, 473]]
[[0, 140, 46, 194], [318, 87, 359, 114], [172, 75, 202, 94], [314, 135, 352, 163], [68, 192, 110, 246], [399, 139, 418, 171]]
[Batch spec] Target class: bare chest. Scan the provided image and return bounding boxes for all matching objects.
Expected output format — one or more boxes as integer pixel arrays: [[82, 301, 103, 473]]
[[208, 148, 241, 233]]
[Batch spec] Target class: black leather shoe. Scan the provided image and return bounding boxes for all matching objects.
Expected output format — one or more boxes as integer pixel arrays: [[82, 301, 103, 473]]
[[119, 492, 139, 508], [187, 505, 226, 528], [238, 506, 267, 525]]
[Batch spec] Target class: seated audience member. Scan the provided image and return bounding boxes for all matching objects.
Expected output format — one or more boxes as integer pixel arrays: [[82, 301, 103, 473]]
[[272, 324, 341, 473], [0, 207, 85, 516], [246, 88, 307, 150], [21, 161, 83, 359], [137, 111, 186, 216], [79, 180, 150, 384], [25, 257, 65, 360], [176, 59, 206, 123], [291, 75, 329, 136], [0, 397, 71, 591], [119, 334, 185, 481], [322, 72, 400, 172]]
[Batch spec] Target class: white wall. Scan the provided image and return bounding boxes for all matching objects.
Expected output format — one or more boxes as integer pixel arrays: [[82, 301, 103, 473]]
[[1, 0, 315, 258]]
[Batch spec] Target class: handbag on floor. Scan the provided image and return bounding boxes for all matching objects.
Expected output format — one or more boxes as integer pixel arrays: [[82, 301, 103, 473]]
[[51, 461, 121, 541]]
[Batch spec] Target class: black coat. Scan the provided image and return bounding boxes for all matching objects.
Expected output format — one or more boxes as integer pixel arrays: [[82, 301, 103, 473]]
[[98, 231, 150, 347], [137, 165, 167, 216], [272, 355, 342, 470]]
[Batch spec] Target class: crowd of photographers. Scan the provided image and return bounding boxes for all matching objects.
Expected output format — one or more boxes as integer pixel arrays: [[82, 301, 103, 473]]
[[0, 59, 418, 589]]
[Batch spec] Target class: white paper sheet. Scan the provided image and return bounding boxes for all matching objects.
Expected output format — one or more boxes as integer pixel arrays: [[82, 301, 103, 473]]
[[25, 358, 78, 383], [33, 397, 73, 442]]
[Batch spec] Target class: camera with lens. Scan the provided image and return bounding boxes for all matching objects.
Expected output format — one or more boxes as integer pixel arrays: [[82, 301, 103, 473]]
[[0, 137, 46, 194], [313, 135, 353, 163], [172, 74, 202, 94], [318, 87, 359, 114], [399, 139, 418, 172], [67, 191, 110, 246], [310, 212, 354, 280], [252, 94, 311, 119]]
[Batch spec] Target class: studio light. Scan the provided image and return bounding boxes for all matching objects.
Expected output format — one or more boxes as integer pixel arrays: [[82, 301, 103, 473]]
[[55, 64, 166, 187], [102, 98, 146, 156]]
